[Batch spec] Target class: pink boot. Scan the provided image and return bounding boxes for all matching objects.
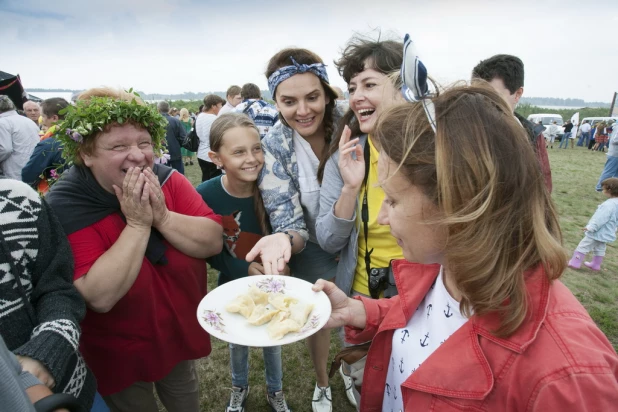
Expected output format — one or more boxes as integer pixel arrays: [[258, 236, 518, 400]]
[[584, 256, 604, 271], [568, 251, 585, 269]]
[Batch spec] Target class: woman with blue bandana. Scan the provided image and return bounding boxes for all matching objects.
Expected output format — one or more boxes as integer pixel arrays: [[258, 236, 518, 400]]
[[246, 48, 340, 412]]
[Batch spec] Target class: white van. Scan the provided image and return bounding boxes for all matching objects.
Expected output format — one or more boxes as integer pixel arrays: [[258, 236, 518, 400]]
[[527, 114, 565, 140], [580, 117, 618, 127]]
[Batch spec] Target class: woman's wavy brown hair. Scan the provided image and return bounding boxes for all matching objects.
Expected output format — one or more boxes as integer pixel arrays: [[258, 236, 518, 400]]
[[374, 83, 567, 337], [266, 48, 338, 161], [317, 36, 403, 182]]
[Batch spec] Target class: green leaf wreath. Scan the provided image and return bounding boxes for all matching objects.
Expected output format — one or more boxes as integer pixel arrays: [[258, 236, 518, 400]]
[[53, 91, 168, 164]]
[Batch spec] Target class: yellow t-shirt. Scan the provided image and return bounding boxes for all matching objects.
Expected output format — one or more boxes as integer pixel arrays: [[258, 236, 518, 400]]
[[352, 137, 404, 296]]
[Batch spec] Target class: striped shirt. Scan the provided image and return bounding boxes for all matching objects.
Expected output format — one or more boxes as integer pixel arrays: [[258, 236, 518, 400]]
[[233, 99, 279, 139]]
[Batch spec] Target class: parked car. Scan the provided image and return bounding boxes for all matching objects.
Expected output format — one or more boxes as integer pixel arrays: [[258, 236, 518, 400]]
[[527, 114, 565, 140], [580, 116, 618, 127]]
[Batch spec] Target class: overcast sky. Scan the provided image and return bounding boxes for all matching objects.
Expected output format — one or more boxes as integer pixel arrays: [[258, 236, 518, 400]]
[[2, 0, 617, 102]]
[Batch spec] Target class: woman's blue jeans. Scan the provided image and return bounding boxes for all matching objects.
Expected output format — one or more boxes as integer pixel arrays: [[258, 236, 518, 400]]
[[229, 343, 282, 393]]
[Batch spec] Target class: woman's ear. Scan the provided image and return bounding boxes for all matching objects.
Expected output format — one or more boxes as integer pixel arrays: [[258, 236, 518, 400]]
[[80, 150, 93, 167]]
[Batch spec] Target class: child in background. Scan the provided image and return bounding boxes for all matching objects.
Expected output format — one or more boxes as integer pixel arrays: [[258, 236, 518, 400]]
[[196, 113, 291, 412], [568, 177, 618, 271]]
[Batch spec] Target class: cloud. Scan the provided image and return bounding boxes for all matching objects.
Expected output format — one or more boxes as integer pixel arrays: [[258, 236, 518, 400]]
[[2, 0, 617, 101]]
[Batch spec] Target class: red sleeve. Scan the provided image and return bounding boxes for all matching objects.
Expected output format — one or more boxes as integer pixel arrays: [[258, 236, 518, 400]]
[[68, 226, 109, 281], [535, 134, 552, 193], [163, 171, 222, 225], [345, 295, 399, 344], [532, 373, 618, 411]]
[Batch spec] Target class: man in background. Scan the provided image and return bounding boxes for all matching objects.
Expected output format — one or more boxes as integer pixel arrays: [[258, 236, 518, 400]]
[[158, 101, 186, 174], [22, 101, 41, 126], [22, 97, 70, 192], [196, 94, 226, 181], [233, 83, 278, 139], [559, 120, 573, 149], [472, 54, 552, 192], [217, 85, 242, 116], [0, 96, 39, 180], [578, 120, 592, 147]]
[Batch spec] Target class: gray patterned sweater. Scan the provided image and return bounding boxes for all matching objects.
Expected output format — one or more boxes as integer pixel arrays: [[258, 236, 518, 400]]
[[0, 179, 95, 410]]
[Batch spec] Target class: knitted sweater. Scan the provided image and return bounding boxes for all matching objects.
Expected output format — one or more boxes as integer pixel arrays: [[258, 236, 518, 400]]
[[0, 179, 96, 410]]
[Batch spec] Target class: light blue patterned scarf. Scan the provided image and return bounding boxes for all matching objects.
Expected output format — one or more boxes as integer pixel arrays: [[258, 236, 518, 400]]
[[268, 57, 330, 98]]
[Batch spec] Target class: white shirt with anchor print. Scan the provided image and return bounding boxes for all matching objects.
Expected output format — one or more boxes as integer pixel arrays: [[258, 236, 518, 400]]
[[383, 267, 468, 412]]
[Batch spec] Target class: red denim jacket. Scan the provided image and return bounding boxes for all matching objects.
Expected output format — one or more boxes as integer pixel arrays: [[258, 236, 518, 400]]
[[346, 261, 618, 411]]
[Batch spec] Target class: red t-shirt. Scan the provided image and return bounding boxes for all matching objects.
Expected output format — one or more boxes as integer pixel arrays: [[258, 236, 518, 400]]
[[68, 172, 221, 396]]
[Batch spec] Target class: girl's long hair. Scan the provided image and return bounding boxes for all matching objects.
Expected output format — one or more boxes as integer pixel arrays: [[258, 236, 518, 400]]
[[374, 83, 567, 337], [210, 113, 271, 235]]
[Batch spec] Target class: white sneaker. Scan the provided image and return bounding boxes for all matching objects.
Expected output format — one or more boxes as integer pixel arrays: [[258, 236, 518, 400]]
[[266, 390, 292, 412], [226, 386, 249, 412], [339, 364, 358, 407], [311, 384, 332, 412]]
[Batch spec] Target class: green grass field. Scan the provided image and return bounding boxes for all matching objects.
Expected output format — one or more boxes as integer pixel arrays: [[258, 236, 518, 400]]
[[179, 144, 618, 411]]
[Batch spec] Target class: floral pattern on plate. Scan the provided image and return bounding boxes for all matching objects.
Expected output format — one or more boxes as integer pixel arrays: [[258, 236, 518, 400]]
[[255, 277, 286, 294], [297, 314, 321, 335], [202, 310, 226, 333]]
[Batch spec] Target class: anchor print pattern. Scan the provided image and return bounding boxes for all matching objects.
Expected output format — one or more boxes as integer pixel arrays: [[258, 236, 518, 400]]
[[382, 269, 468, 412], [444, 302, 453, 318], [420, 332, 429, 347]]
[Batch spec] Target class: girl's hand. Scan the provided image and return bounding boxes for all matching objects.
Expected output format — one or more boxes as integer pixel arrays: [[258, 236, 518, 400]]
[[338, 125, 365, 193], [248, 262, 265, 276], [246, 233, 291, 275], [112, 167, 153, 230], [17, 355, 55, 389], [312, 279, 366, 329], [143, 167, 170, 229]]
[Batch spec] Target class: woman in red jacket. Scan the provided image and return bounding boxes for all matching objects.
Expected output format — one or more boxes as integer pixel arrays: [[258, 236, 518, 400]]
[[314, 79, 618, 410]]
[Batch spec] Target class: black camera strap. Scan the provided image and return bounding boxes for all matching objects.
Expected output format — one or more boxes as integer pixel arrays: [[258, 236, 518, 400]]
[[361, 139, 373, 283]]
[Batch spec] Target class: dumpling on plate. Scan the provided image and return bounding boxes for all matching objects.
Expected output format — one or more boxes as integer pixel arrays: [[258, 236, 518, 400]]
[[267, 311, 301, 340], [268, 294, 298, 311], [289, 301, 314, 327], [248, 284, 269, 305], [225, 294, 255, 319], [247, 304, 279, 326]]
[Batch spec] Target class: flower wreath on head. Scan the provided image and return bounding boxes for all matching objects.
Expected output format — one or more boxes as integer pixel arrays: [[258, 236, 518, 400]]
[[53, 90, 169, 164]]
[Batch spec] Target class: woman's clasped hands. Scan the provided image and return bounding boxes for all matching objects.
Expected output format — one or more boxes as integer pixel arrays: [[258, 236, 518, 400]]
[[112, 166, 170, 230]]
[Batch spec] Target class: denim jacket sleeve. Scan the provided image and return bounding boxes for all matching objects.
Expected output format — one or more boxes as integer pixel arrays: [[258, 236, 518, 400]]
[[258, 124, 309, 242]]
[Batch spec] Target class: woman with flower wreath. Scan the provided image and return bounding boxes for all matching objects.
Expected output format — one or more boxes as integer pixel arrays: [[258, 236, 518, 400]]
[[46, 87, 223, 412]]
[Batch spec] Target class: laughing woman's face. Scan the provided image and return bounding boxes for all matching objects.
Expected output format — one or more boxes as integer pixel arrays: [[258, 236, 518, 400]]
[[348, 64, 401, 135], [81, 123, 154, 193]]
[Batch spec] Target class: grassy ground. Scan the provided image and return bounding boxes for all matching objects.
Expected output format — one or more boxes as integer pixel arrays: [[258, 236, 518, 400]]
[[178, 145, 618, 411]]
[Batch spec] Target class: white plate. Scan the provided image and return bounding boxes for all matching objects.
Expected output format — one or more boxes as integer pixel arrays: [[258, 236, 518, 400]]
[[197, 275, 332, 347]]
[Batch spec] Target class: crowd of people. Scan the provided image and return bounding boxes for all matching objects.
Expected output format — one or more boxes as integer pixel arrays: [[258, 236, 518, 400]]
[[0, 30, 617, 412]]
